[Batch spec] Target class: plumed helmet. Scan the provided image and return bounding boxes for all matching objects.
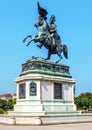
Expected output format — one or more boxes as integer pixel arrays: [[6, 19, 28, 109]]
[[50, 15, 56, 21]]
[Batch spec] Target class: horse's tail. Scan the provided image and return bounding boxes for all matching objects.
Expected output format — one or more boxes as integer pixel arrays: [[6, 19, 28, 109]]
[[63, 44, 68, 59]]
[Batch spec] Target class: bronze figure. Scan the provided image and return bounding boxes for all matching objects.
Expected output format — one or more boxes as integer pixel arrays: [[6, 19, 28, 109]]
[[23, 2, 68, 63]]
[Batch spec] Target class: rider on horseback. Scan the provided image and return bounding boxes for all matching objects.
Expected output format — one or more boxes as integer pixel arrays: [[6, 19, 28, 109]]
[[48, 15, 62, 49]]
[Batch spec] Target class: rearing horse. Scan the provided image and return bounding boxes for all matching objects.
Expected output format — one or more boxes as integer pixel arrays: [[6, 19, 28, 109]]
[[23, 16, 68, 63]]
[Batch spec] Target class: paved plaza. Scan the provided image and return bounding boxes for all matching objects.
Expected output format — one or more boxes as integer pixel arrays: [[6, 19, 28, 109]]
[[0, 123, 92, 130]]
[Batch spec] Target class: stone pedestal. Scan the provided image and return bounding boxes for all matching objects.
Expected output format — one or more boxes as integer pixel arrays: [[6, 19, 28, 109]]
[[12, 57, 76, 116]]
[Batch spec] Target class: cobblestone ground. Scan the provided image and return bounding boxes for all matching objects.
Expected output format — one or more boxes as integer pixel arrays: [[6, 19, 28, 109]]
[[0, 123, 92, 130]]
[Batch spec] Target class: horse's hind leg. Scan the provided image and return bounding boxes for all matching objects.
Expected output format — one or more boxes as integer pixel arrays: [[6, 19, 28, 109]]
[[45, 51, 51, 61], [56, 53, 62, 63]]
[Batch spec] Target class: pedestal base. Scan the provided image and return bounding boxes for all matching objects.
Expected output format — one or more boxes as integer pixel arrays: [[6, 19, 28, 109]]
[[10, 58, 78, 125], [10, 99, 77, 116]]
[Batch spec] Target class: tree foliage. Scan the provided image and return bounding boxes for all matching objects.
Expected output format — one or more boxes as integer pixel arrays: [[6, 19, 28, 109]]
[[75, 92, 92, 110], [0, 99, 7, 110], [0, 108, 4, 114], [0, 98, 16, 112]]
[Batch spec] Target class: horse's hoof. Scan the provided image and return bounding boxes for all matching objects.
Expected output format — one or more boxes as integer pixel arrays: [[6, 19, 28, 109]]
[[45, 58, 50, 61], [26, 43, 29, 46], [56, 61, 58, 64]]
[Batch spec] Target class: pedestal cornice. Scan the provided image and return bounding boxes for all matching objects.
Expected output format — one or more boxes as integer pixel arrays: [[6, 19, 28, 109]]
[[20, 57, 72, 79]]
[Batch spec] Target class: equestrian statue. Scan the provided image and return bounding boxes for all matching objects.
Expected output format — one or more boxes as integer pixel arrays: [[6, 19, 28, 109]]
[[23, 2, 68, 63]]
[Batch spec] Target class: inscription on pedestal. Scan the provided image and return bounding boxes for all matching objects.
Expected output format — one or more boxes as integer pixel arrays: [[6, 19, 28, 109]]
[[30, 82, 37, 96], [54, 83, 62, 99], [19, 83, 26, 99]]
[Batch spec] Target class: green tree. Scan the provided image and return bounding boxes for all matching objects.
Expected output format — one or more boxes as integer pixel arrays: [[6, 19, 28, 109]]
[[12, 98, 16, 107], [5, 100, 13, 110], [75, 92, 92, 111], [0, 99, 7, 110], [5, 98, 16, 111], [0, 98, 16, 112], [0, 108, 4, 114]]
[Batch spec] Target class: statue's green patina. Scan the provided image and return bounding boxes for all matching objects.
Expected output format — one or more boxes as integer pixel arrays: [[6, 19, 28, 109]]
[[23, 2, 68, 63], [20, 57, 71, 78]]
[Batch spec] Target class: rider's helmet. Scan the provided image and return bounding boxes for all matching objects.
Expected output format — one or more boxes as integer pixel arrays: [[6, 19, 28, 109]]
[[50, 15, 56, 23]]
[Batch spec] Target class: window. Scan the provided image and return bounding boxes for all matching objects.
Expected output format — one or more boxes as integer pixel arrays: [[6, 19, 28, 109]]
[[54, 83, 62, 99], [19, 83, 26, 99], [30, 82, 37, 96]]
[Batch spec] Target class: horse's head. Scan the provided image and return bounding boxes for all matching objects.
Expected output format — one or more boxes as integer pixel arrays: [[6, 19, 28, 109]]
[[34, 16, 45, 28]]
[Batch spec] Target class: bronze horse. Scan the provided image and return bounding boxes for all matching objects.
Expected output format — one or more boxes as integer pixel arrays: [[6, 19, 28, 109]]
[[23, 16, 68, 63]]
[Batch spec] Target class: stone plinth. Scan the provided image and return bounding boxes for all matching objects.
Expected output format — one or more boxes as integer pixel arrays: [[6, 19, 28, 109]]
[[12, 57, 76, 116]]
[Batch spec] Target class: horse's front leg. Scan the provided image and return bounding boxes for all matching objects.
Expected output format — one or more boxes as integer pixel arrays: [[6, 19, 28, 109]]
[[23, 35, 34, 46], [23, 35, 32, 43], [26, 38, 35, 46]]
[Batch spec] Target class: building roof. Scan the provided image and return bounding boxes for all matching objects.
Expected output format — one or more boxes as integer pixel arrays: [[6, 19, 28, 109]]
[[0, 93, 16, 99]]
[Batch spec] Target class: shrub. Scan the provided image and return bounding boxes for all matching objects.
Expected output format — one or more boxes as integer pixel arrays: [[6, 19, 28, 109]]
[[0, 108, 4, 114]]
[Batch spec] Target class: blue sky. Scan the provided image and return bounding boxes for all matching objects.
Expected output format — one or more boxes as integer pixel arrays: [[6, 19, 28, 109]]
[[0, 0, 92, 96]]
